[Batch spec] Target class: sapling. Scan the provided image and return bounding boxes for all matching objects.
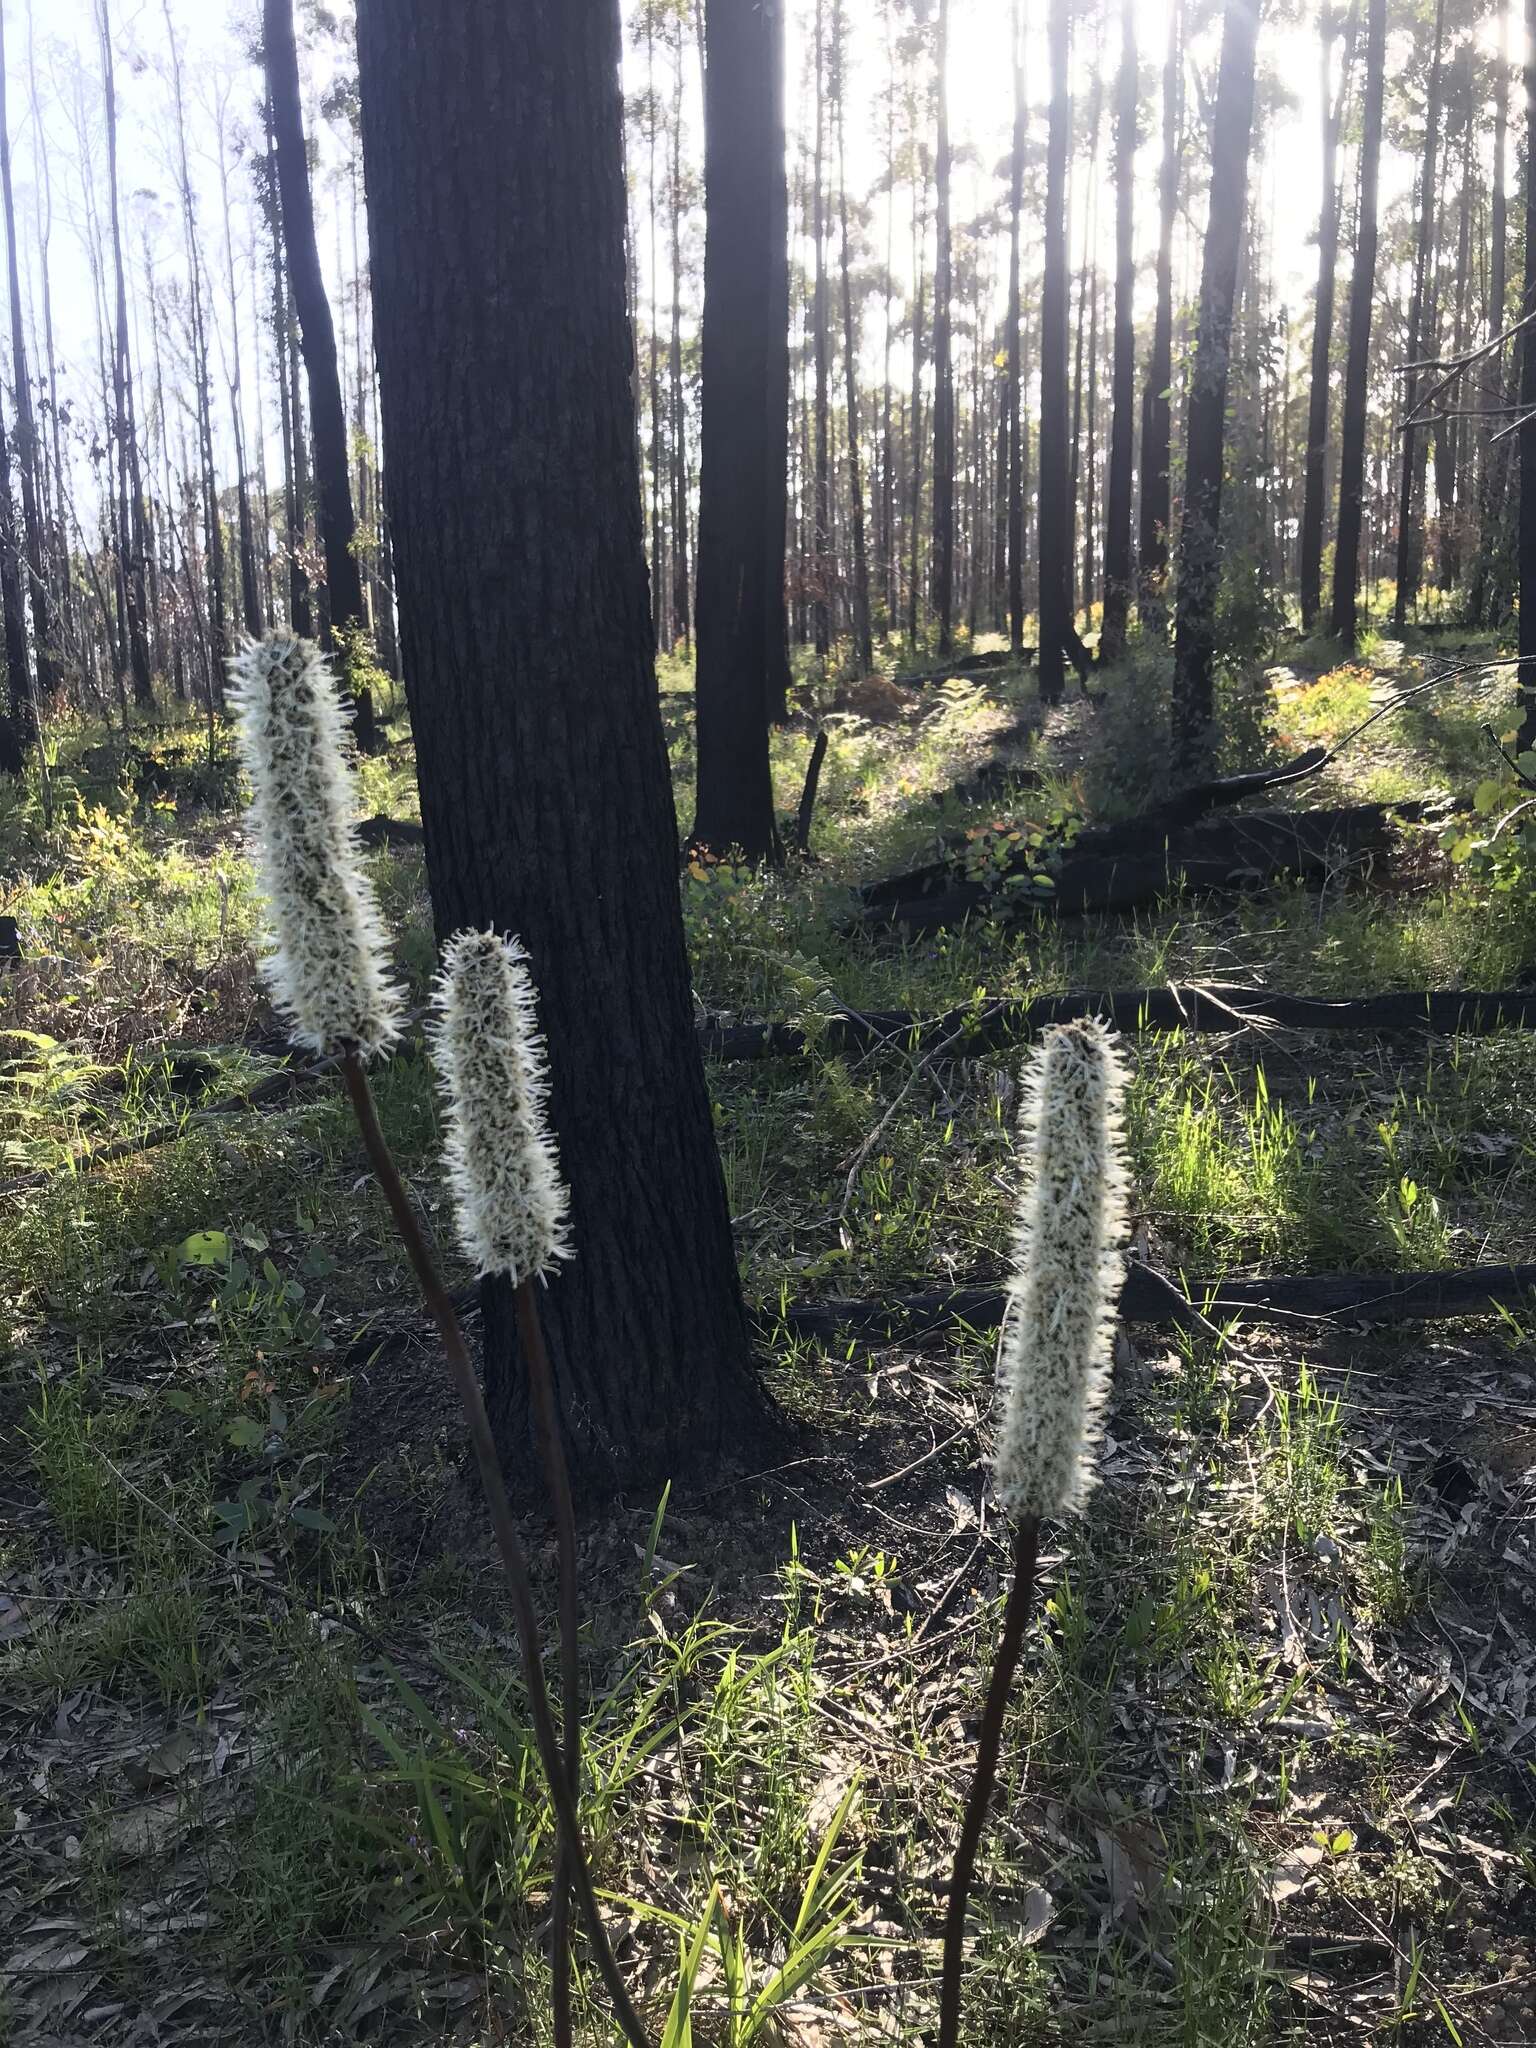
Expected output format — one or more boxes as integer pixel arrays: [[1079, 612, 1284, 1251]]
[[938, 1017, 1129, 2048], [230, 632, 650, 2048], [429, 927, 584, 2048]]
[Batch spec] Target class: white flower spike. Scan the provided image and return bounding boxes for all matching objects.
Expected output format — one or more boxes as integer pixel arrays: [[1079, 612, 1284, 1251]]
[[995, 1018, 1130, 1521], [229, 632, 402, 1058], [430, 929, 572, 1285]]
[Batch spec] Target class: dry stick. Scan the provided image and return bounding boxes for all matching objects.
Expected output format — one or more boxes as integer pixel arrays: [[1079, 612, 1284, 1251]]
[[338, 1051, 652, 2048], [937, 1515, 1041, 2048], [515, 1278, 583, 2048]]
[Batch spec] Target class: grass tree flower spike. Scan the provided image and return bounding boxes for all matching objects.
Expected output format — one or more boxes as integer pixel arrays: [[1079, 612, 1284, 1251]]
[[995, 1014, 1131, 1519], [429, 929, 572, 1284], [940, 1018, 1130, 2048], [228, 632, 402, 1058]]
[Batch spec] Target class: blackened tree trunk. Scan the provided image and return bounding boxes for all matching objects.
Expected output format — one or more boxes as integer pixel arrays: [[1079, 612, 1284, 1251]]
[[1391, 0, 1445, 633], [356, 0, 765, 1496], [100, 0, 153, 706], [834, 0, 873, 674], [1037, 0, 1071, 704], [1170, 0, 1261, 766], [1006, 0, 1026, 654], [0, 5, 53, 707], [263, 95, 312, 638], [812, 0, 832, 658], [692, 0, 787, 862], [931, 0, 955, 656], [0, 389, 28, 770], [1099, 0, 1135, 664], [1331, 0, 1384, 647], [763, 0, 793, 721], [265, 0, 376, 748], [1470, 3, 1513, 628], [1138, 0, 1180, 633], [1298, 4, 1349, 631], [668, 31, 692, 653], [1520, 0, 1536, 752], [906, 142, 929, 647]]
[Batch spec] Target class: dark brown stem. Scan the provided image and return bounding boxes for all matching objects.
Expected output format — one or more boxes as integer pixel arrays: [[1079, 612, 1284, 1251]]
[[938, 1515, 1040, 2048], [338, 1051, 651, 2048], [517, 1277, 582, 2048]]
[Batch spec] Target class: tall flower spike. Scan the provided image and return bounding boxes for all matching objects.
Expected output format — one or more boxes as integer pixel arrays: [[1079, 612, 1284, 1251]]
[[995, 1017, 1129, 1521], [430, 929, 572, 1285], [229, 632, 402, 1058]]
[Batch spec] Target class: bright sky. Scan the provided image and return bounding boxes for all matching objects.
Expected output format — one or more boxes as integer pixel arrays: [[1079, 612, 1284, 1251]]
[[6, 0, 1508, 535]]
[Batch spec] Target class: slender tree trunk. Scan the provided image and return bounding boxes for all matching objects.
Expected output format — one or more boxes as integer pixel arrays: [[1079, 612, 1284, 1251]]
[[1099, 0, 1135, 663], [1007, 0, 1026, 654], [1471, 5, 1513, 628], [1331, 0, 1384, 646], [1171, 0, 1262, 765], [763, 0, 792, 721], [265, 0, 375, 746], [834, 1, 873, 674], [1037, 0, 1072, 704], [692, 0, 787, 862], [1392, 0, 1445, 632], [264, 96, 311, 637], [0, 6, 52, 707], [1138, 0, 1181, 634], [215, 102, 264, 639], [355, 0, 766, 1496], [100, 0, 153, 704], [1519, 0, 1536, 751], [932, 0, 955, 655], [812, 0, 832, 658], [668, 29, 691, 653], [906, 143, 929, 648], [1298, 5, 1350, 630]]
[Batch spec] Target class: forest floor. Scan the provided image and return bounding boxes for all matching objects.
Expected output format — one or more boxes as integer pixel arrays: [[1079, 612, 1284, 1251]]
[[3, 624, 1536, 2045]]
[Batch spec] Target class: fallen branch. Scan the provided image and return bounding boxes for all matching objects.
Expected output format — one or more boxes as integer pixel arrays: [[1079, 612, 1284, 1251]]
[[863, 801, 1420, 930], [771, 1258, 1536, 1343], [357, 814, 426, 848], [700, 985, 1536, 1062], [794, 729, 829, 854]]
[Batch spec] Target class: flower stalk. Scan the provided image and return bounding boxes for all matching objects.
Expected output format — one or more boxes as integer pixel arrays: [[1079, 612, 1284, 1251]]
[[938, 1019, 1129, 2048]]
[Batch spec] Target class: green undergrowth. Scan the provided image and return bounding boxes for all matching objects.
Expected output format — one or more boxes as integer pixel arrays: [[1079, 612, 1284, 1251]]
[[4, 648, 1534, 2041]]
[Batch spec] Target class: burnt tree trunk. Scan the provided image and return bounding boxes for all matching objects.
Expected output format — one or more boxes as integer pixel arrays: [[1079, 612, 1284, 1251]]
[[691, 0, 787, 863], [100, 0, 153, 706], [1138, 0, 1180, 634], [1331, 0, 1384, 647], [1520, 0, 1536, 752], [1006, 0, 1026, 653], [834, 0, 873, 674], [1298, 5, 1349, 631], [0, 5, 53, 707], [1391, 0, 1445, 634], [1099, 0, 1135, 663], [264, 0, 376, 748], [1037, 0, 1071, 705], [356, 0, 767, 1496], [1171, 0, 1260, 767], [931, 0, 955, 657]]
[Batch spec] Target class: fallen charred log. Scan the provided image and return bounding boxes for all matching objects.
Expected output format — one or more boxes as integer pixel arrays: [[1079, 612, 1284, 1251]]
[[863, 801, 1427, 930], [700, 984, 1536, 1062], [771, 1257, 1536, 1344]]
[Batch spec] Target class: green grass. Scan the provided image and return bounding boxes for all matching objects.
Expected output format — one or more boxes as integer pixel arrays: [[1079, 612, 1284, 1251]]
[[4, 650, 1535, 2041]]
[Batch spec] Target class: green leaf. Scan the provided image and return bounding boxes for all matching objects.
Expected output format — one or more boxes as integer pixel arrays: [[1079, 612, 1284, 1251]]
[[176, 1229, 229, 1269], [225, 1415, 266, 1450]]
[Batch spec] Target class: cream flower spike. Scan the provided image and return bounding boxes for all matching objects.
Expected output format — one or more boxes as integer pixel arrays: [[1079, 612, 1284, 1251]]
[[429, 929, 572, 1285], [228, 632, 403, 1057], [995, 1017, 1130, 1521]]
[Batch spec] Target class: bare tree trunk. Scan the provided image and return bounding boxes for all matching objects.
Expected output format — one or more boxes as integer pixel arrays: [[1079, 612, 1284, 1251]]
[[1171, 0, 1262, 766], [100, 0, 153, 704], [264, 0, 376, 746], [1331, 0, 1384, 645], [1519, 0, 1536, 750], [668, 26, 691, 653], [834, 0, 873, 673], [931, 0, 954, 655], [1392, 0, 1446, 632], [1298, 5, 1351, 630], [812, 0, 832, 658], [1006, 0, 1026, 654], [1099, 0, 1135, 663], [1138, 0, 1181, 634], [1037, 0, 1072, 703], [0, 6, 54, 706]]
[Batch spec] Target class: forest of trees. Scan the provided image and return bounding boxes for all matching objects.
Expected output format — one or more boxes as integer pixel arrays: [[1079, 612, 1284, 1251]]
[[2, 0, 1536, 1468], [2, 0, 1535, 792]]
